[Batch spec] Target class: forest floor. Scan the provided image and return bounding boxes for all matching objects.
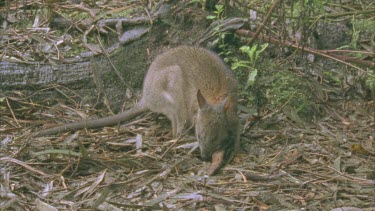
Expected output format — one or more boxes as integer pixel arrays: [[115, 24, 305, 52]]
[[1, 91, 375, 210], [1, 0, 374, 210]]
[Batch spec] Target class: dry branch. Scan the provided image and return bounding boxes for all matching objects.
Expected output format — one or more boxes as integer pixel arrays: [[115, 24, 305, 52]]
[[246, 0, 282, 46], [236, 29, 374, 69]]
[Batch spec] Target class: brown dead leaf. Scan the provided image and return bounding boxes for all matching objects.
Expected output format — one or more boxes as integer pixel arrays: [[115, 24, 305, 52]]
[[351, 144, 375, 156]]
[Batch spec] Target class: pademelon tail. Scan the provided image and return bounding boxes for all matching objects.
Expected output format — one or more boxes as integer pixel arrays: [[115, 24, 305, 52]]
[[36, 103, 149, 136]]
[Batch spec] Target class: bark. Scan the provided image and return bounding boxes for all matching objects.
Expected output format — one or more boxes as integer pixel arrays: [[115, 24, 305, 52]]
[[0, 60, 98, 88]]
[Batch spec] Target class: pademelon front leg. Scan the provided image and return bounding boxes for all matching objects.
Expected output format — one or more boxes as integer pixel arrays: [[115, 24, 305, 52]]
[[167, 111, 189, 138], [145, 65, 190, 138]]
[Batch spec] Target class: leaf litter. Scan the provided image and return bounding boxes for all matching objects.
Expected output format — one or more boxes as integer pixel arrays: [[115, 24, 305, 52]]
[[1, 87, 374, 210], [0, 0, 374, 210]]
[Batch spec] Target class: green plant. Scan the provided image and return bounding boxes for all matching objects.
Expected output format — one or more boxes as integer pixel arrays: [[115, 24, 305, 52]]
[[206, 4, 229, 49], [265, 68, 316, 122], [0, 97, 6, 111], [350, 16, 361, 49], [353, 19, 375, 33], [366, 70, 375, 99], [232, 43, 268, 86], [206, 4, 224, 20]]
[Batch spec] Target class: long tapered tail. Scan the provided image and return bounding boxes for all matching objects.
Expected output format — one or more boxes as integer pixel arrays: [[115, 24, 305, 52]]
[[36, 103, 149, 136]]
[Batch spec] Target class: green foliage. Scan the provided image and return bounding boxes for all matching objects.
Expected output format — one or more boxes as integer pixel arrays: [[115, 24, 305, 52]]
[[262, 68, 316, 121], [239, 44, 268, 67], [323, 71, 341, 85], [232, 44, 268, 86], [292, 0, 329, 17], [206, 4, 229, 49], [0, 97, 6, 111], [304, 0, 328, 13], [70, 11, 90, 20], [349, 16, 361, 49], [366, 70, 375, 98], [345, 17, 375, 51], [206, 4, 225, 20], [353, 19, 375, 33], [7, 13, 34, 29]]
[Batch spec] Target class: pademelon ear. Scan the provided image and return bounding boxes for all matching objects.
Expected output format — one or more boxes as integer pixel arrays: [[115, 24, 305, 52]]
[[197, 89, 207, 109]]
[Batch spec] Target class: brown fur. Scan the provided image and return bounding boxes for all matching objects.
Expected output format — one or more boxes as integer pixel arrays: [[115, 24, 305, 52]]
[[37, 46, 239, 160]]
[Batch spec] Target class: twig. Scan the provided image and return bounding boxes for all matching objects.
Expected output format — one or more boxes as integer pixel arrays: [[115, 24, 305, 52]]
[[5, 97, 20, 127], [60, 4, 97, 18], [54, 87, 79, 106], [236, 29, 372, 71], [246, 0, 281, 46], [0, 156, 47, 176], [144, 8, 153, 25], [96, 34, 134, 94], [139, 158, 187, 188], [327, 166, 375, 185], [160, 124, 195, 159], [314, 9, 375, 19], [321, 49, 375, 56]]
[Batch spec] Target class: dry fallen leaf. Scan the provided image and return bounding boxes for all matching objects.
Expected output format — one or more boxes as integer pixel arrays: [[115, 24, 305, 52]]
[[351, 144, 375, 156], [207, 148, 225, 176]]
